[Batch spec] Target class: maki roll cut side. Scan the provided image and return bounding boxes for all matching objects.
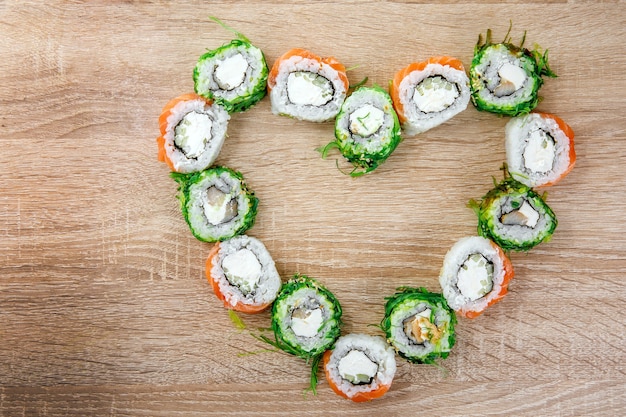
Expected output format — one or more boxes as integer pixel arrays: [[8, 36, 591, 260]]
[[269, 274, 342, 359], [323, 85, 402, 176], [173, 166, 258, 243], [389, 56, 470, 136], [469, 28, 556, 116], [323, 334, 396, 402], [439, 236, 514, 319], [193, 18, 269, 113], [206, 235, 281, 313], [506, 112, 576, 187], [267, 48, 349, 122], [157, 93, 230, 173], [381, 287, 456, 363], [471, 176, 557, 251]]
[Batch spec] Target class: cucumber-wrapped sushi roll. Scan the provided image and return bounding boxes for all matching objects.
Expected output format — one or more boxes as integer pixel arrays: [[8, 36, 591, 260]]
[[268, 274, 342, 360], [470, 176, 557, 251], [172, 166, 258, 242], [267, 48, 348, 122], [157, 93, 230, 173], [389, 56, 470, 136], [193, 19, 269, 113], [206, 235, 281, 313], [469, 28, 557, 116], [439, 236, 514, 319], [321, 85, 401, 176], [506, 112, 576, 187], [381, 287, 456, 363], [323, 334, 396, 402]]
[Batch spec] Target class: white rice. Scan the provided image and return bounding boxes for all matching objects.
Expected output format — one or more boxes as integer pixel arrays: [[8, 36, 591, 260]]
[[439, 236, 509, 316], [325, 333, 396, 400], [162, 97, 229, 173], [210, 235, 281, 309], [506, 113, 573, 187], [269, 54, 347, 122], [398, 63, 470, 135]]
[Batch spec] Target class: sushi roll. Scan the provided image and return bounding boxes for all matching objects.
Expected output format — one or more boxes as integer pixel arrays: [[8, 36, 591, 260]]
[[267, 48, 349, 122], [323, 333, 396, 402], [381, 287, 456, 363], [439, 236, 514, 319], [389, 56, 470, 136], [506, 112, 576, 187], [321, 85, 402, 176], [471, 176, 557, 251], [269, 274, 342, 360], [206, 235, 281, 313], [157, 93, 230, 173], [469, 28, 557, 116], [172, 166, 258, 243], [193, 19, 269, 113]]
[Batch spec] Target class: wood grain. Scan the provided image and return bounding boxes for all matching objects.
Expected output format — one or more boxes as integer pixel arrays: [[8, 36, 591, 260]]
[[1, 1, 625, 415]]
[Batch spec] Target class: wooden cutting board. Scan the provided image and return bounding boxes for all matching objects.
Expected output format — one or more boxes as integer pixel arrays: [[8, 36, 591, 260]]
[[1, 1, 624, 415]]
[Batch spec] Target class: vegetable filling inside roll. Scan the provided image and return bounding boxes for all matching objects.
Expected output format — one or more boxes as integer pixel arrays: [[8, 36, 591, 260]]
[[287, 71, 334, 106], [457, 253, 494, 301], [413, 76, 460, 113]]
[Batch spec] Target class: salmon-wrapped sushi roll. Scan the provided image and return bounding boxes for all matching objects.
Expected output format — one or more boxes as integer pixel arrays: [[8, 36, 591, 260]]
[[390, 56, 470, 136], [267, 48, 348, 122], [439, 236, 514, 319], [505, 112, 576, 187], [206, 235, 281, 313], [157, 93, 229, 173], [323, 334, 396, 402]]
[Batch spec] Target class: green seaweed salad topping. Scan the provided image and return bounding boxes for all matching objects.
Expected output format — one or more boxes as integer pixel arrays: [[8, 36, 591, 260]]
[[470, 25, 557, 116], [171, 166, 258, 243], [257, 274, 343, 394], [319, 85, 402, 177], [468, 170, 558, 252], [193, 16, 269, 113], [381, 287, 457, 365]]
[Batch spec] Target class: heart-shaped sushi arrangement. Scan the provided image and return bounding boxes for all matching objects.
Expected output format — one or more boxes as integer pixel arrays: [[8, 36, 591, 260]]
[[156, 18, 575, 402]]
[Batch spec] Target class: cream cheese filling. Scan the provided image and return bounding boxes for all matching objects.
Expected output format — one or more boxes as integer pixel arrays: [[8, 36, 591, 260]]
[[287, 71, 333, 106], [222, 248, 262, 294], [214, 53, 249, 90], [349, 104, 385, 137]]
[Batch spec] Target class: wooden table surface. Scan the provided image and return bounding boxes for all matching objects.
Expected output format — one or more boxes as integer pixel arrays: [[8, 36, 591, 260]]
[[1, 1, 625, 415]]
